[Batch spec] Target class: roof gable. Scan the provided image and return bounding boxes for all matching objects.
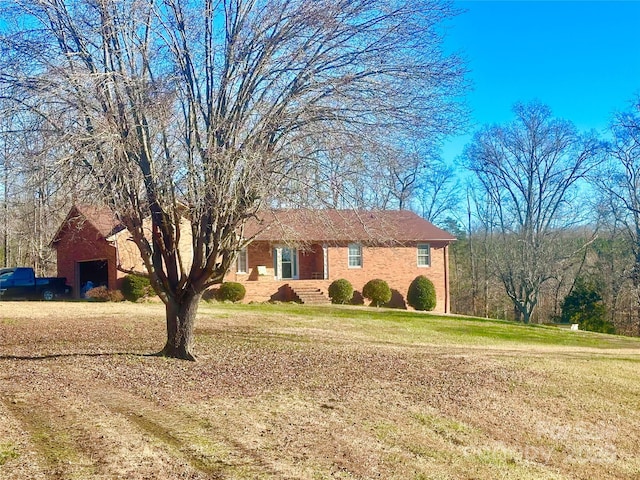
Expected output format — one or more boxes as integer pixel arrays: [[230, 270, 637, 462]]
[[51, 205, 124, 245]]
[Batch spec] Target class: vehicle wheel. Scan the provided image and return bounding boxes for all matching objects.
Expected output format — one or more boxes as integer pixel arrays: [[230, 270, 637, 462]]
[[42, 290, 55, 301]]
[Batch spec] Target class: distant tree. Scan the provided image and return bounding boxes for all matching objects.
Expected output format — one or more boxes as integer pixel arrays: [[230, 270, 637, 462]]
[[462, 102, 605, 323], [597, 97, 640, 334], [0, 97, 71, 273], [1, 0, 466, 359], [384, 146, 424, 211], [560, 277, 613, 334], [415, 159, 461, 226]]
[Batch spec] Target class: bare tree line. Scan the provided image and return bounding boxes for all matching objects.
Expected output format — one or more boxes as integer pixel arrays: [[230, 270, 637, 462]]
[[452, 99, 640, 335], [0, 0, 466, 359], [1, 0, 638, 353]]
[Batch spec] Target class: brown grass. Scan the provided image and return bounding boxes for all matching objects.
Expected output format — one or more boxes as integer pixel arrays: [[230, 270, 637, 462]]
[[1, 301, 639, 479]]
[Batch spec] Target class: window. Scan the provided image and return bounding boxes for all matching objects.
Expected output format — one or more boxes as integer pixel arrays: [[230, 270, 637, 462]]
[[236, 248, 248, 274], [348, 243, 362, 268], [417, 243, 431, 267]]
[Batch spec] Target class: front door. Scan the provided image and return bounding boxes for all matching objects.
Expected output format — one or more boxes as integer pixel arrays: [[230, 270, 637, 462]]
[[274, 246, 298, 280]]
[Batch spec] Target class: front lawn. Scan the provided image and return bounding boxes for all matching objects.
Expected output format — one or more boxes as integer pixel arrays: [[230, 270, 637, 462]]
[[1, 301, 639, 479]]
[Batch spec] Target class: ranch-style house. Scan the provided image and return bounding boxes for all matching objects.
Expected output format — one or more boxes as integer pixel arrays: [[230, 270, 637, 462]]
[[51, 205, 455, 312]]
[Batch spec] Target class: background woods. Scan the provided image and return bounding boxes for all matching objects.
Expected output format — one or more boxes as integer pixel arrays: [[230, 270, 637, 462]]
[[0, 0, 467, 358], [0, 1, 639, 337]]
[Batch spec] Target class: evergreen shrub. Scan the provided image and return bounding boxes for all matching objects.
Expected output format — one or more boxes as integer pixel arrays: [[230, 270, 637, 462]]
[[216, 282, 246, 302], [560, 277, 614, 334], [407, 275, 437, 311], [328, 279, 354, 304], [362, 279, 392, 307], [121, 274, 153, 302]]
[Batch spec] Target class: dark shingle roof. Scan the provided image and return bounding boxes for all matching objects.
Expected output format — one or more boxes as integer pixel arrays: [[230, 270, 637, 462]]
[[244, 209, 455, 244], [53, 205, 455, 246]]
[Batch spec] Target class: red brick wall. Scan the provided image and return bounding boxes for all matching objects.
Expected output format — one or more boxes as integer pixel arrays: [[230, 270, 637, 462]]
[[228, 241, 451, 313], [227, 241, 274, 282], [55, 221, 118, 297], [327, 242, 450, 313]]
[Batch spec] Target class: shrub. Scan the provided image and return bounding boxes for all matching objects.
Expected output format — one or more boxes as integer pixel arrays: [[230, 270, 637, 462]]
[[328, 279, 354, 304], [216, 282, 246, 302], [86, 286, 124, 302], [560, 277, 614, 334], [362, 279, 392, 307], [121, 274, 153, 302], [407, 275, 436, 311]]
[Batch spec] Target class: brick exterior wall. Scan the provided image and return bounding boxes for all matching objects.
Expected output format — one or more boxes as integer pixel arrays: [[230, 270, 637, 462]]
[[327, 242, 450, 313], [55, 220, 119, 297], [226, 241, 451, 313], [109, 217, 193, 276]]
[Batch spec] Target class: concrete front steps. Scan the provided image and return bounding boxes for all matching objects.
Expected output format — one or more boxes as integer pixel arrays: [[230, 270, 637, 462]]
[[287, 283, 331, 305]]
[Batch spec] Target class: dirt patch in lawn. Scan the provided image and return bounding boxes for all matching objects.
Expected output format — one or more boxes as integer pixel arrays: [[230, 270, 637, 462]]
[[1, 302, 639, 479]]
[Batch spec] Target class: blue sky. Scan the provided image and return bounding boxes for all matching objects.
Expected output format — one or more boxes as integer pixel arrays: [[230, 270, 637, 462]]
[[442, 0, 640, 163]]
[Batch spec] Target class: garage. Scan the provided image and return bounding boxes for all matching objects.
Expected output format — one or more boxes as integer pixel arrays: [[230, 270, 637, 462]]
[[52, 205, 122, 299], [77, 259, 109, 296]]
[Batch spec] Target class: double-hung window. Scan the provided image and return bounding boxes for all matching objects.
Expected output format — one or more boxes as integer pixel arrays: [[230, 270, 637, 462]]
[[348, 243, 362, 268], [417, 243, 431, 267], [236, 248, 248, 273]]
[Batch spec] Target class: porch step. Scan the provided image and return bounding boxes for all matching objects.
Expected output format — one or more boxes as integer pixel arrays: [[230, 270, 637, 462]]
[[288, 285, 331, 305]]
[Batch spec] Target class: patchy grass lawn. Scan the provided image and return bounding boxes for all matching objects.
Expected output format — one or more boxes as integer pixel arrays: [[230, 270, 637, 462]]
[[1, 301, 639, 479]]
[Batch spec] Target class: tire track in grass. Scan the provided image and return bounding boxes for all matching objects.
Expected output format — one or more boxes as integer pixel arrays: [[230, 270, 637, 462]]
[[0, 393, 97, 480], [2, 358, 276, 479], [57, 356, 280, 478], [0, 395, 48, 480], [104, 397, 277, 478], [109, 404, 226, 479], [1, 384, 219, 479], [71, 376, 271, 479]]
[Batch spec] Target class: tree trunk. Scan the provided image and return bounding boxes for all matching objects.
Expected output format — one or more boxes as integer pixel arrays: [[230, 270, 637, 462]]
[[158, 292, 202, 361]]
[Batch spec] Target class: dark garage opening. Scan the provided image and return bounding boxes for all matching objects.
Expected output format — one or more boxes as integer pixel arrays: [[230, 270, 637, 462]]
[[78, 259, 109, 297]]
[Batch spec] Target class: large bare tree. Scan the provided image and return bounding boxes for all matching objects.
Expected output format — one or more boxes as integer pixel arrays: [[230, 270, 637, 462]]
[[462, 102, 604, 323], [0, 0, 465, 359], [598, 98, 640, 333]]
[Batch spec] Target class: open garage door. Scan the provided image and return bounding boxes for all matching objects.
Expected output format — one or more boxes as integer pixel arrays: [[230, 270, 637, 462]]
[[78, 259, 109, 297]]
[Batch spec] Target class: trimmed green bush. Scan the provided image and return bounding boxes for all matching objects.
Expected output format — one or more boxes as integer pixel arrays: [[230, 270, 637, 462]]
[[328, 279, 354, 304], [216, 281, 246, 302], [407, 275, 437, 311], [362, 279, 392, 307], [121, 274, 153, 302]]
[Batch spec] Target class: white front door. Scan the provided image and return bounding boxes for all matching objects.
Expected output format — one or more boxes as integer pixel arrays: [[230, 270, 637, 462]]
[[274, 246, 298, 280]]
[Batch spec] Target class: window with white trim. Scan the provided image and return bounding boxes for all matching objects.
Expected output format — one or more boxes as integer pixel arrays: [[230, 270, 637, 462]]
[[417, 243, 431, 267], [348, 243, 362, 268], [236, 248, 248, 273]]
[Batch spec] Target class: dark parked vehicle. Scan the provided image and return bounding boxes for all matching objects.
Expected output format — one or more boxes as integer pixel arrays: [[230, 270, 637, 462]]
[[0, 267, 71, 301]]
